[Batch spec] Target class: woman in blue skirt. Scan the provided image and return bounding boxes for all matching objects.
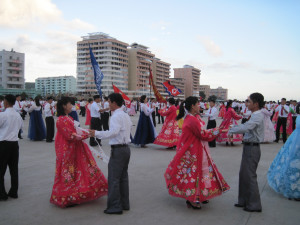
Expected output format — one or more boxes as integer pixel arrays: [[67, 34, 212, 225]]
[[132, 95, 157, 147], [267, 116, 300, 201], [28, 97, 46, 141], [68, 98, 79, 122]]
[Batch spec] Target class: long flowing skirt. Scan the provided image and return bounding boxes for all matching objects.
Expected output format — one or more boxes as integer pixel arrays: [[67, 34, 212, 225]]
[[69, 111, 79, 122], [154, 119, 180, 147], [267, 127, 300, 199], [132, 112, 156, 145], [28, 110, 46, 141], [264, 118, 276, 142], [50, 141, 108, 207], [216, 119, 243, 143]]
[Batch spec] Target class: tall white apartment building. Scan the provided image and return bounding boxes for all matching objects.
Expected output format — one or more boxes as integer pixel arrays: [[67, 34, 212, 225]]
[[35, 76, 76, 95], [77, 33, 129, 96], [0, 49, 25, 89]]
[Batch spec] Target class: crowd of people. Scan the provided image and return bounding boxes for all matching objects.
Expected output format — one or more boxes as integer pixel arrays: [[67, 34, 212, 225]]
[[0, 93, 299, 215]]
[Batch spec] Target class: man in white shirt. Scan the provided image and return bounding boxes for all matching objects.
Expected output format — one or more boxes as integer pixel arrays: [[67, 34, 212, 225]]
[[79, 99, 86, 117], [90, 93, 132, 215], [241, 99, 252, 124], [290, 100, 298, 131], [202, 99, 218, 147], [0, 96, 4, 112], [274, 98, 290, 143], [0, 94, 23, 201], [89, 95, 106, 146], [102, 97, 110, 131], [44, 96, 55, 143], [13, 95, 24, 139]]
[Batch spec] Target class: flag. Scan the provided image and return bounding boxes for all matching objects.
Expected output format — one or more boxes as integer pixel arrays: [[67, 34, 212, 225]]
[[162, 80, 182, 97], [149, 66, 167, 103], [112, 84, 131, 108], [89, 46, 104, 97]]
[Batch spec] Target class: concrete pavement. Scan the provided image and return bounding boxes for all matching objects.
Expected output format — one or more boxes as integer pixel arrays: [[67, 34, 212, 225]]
[[0, 113, 299, 225]]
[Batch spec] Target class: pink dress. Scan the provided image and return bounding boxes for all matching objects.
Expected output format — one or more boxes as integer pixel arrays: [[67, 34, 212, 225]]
[[128, 102, 136, 116], [216, 107, 243, 143], [261, 108, 276, 142], [85, 104, 91, 126]]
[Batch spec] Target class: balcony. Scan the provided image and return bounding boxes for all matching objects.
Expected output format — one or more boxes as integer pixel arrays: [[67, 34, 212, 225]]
[[7, 73, 23, 78], [7, 59, 22, 64], [7, 66, 22, 71], [6, 80, 24, 85]]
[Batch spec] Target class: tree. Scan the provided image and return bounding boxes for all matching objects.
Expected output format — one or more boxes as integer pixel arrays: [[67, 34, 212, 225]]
[[199, 91, 206, 100], [20, 92, 28, 100], [208, 95, 218, 102]]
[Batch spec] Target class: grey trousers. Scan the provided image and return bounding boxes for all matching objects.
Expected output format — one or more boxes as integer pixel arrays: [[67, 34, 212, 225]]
[[107, 145, 131, 212], [238, 144, 262, 210]]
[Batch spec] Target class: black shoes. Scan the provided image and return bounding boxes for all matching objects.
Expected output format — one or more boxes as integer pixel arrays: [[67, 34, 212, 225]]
[[202, 200, 209, 204], [226, 142, 229, 146], [234, 203, 244, 208], [0, 195, 8, 201], [8, 192, 18, 199], [274, 140, 279, 143], [104, 209, 123, 215], [186, 201, 201, 209], [243, 208, 262, 212]]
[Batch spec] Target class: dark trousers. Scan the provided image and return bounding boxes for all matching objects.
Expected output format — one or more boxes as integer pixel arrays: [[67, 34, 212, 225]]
[[102, 112, 110, 131], [45, 116, 55, 142], [292, 116, 297, 131], [90, 117, 102, 146], [107, 146, 131, 212], [0, 141, 19, 197], [207, 120, 216, 147], [157, 110, 164, 124], [241, 118, 249, 124], [79, 106, 86, 117], [152, 111, 156, 127], [276, 117, 287, 142], [238, 144, 262, 210]]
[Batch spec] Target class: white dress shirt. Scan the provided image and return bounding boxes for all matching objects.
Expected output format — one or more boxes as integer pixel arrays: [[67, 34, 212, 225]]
[[0, 108, 23, 141], [275, 105, 290, 118], [44, 102, 55, 117], [28, 102, 42, 113], [95, 108, 132, 145], [141, 103, 154, 116], [90, 101, 101, 118], [80, 101, 86, 107], [241, 105, 252, 119], [103, 101, 110, 112], [0, 102, 4, 112], [203, 106, 218, 120], [13, 101, 23, 114]]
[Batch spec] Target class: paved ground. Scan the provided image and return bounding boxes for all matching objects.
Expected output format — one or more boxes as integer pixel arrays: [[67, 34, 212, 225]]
[[0, 112, 299, 225]]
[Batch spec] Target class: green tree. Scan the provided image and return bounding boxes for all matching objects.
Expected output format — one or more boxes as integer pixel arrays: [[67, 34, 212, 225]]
[[20, 92, 28, 99]]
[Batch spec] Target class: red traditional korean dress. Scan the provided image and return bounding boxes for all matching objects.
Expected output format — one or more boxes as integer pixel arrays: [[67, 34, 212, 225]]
[[50, 116, 108, 208], [85, 103, 91, 126], [218, 104, 225, 118], [216, 107, 243, 143], [165, 114, 230, 203], [154, 105, 180, 147]]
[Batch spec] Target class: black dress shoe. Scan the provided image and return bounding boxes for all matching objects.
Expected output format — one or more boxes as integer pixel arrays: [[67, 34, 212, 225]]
[[243, 207, 262, 212], [274, 140, 279, 143], [104, 209, 123, 214], [0, 195, 8, 201], [8, 192, 18, 199], [202, 200, 209, 204], [234, 203, 245, 208], [18, 136, 23, 139], [123, 208, 130, 211]]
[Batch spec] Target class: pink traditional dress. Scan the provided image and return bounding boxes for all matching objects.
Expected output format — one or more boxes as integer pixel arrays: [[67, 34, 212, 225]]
[[128, 102, 136, 116], [218, 104, 225, 118], [261, 108, 276, 142], [165, 114, 230, 203], [85, 103, 91, 126], [216, 107, 243, 143], [272, 105, 279, 122], [154, 105, 180, 147], [50, 116, 108, 208]]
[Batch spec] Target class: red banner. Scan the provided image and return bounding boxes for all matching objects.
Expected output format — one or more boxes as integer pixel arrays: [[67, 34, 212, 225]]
[[149, 67, 167, 103], [112, 84, 131, 108]]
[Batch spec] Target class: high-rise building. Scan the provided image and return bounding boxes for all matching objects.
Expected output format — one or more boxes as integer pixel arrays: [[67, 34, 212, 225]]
[[0, 49, 25, 89], [199, 85, 211, 99], [174, 65, 201, 98], [210, 86, 228, 100], [128, 43, 154, 96], [35, 76, 76, 95], [77, 33, 129, 96], [152, 58, 171, 97]]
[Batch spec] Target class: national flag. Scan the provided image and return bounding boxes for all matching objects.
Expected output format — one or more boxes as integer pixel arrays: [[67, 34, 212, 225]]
[[112, 84, 131, 108], [149, 66, 167, 103], [89, 46, 104, 97], [162, 80, 182, 97]]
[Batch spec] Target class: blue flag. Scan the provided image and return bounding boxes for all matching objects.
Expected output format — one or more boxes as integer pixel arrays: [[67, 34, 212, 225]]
[[89, 46, 104, 97]]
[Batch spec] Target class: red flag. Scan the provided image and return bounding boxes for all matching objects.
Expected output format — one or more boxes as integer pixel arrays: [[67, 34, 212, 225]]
[[112, 84, 131, 108], [162, 80, 182, 97], [149, 67, 167, 103]]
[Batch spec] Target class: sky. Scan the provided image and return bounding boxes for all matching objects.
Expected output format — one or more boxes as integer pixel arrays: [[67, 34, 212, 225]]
[[0, 0, 299, 100]]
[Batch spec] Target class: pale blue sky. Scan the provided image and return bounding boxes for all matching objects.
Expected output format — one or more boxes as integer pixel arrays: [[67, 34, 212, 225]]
[[0, 0, 299, 100]]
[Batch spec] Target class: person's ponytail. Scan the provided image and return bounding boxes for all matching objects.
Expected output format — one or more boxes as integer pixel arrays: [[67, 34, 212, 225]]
[[176, 101, 186, 121]]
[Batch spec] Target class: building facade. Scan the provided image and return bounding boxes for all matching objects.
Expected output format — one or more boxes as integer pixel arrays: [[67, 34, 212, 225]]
[[210, 86, 228, 100], [173, 65, 201, 98], [77, 33, 129, 96], [152, 58, 171, 98], [199, 85, 210, 99], [0, 49, 25, 89], [35, 76, 76, 95]]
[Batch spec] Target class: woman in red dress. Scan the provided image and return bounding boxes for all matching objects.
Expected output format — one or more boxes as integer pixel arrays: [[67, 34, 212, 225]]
[[85, 98, 93, 127], [154, 98, 180, 149], [218, 102, 225, 118], [165, 96, 230, 209], [50, 97, 108, 208], [216, 100, 243, 146]]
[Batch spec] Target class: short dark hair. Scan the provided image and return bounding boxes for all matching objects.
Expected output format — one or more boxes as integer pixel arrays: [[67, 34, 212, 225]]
[[281, 98, 286, 101], [168, 97, 175, 105], [57, 97, 72, 117], [47, 96, 53, 101], [104, 97, 108, 101], [93, 95, 100, 100], [250, 92, 264, 109], [4, 94, 16, 106], [88, 98, 93, 103], [15, 94, 20, 98], [140, 95, 146, 103], [108, 93, 123, 107], [210, 99, 216, 103]]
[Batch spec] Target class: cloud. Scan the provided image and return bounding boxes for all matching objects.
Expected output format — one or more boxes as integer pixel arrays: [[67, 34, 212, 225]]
[[0, 0, 62, 28], [64, 18, 96, 31], [197, 36, 223, 57], [259, 69, 294, 75]]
